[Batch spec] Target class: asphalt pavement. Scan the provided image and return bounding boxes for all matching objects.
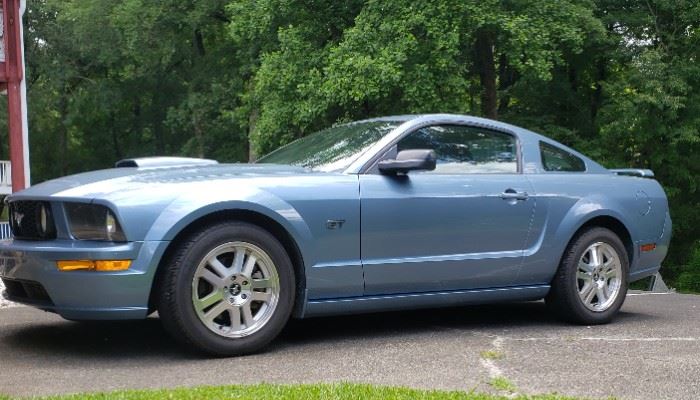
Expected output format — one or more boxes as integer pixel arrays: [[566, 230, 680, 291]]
[[0, 292, 698, 400]]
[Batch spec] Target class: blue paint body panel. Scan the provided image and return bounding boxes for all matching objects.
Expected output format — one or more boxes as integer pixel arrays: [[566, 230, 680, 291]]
[[360, 174, 534, 294], [0, 114, 671, 320]]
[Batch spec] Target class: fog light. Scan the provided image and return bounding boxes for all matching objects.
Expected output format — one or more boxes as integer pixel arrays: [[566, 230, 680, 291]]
[[57, 260, 132, 272]]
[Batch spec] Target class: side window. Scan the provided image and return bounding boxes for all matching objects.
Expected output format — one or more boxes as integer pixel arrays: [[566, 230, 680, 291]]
[[396, 125, 518, 174], [539, 141, 586, 172]]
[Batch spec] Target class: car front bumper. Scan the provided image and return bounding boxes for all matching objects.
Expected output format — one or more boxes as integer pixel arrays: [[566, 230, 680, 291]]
[[0, 239, 168, 320]]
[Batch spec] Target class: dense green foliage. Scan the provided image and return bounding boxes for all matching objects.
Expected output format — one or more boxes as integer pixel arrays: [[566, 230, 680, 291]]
[[2, 0, 698, 288]]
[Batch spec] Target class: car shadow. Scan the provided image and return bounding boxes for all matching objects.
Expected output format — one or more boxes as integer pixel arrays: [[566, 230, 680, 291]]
[[277, 301, 652, 346], [281, 301, 556, 342], [1, 316, 190, 362], [1, 301, 657, 362]]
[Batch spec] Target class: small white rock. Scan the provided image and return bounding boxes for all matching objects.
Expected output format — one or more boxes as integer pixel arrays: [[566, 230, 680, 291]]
[[0, 279, 17, 308]]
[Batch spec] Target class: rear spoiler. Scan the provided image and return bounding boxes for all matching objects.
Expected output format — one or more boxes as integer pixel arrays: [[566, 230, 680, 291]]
[[115, 157, 218, 168], [609, 168, 655, 178]]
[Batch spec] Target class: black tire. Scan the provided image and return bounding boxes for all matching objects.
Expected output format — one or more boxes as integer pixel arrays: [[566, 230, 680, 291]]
[[545, 227, 629, 325], [157, 221, 295, 356]]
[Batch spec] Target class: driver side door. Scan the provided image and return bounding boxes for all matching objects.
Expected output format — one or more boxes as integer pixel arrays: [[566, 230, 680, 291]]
[[359, 124, 535, 295]]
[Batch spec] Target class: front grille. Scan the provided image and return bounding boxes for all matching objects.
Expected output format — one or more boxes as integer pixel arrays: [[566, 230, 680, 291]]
[[8, 200, 57, 240], [1, 278, 54, 305]]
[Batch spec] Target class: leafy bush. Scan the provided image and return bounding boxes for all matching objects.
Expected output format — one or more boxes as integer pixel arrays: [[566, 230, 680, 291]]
[[675, 243, 700, 293]]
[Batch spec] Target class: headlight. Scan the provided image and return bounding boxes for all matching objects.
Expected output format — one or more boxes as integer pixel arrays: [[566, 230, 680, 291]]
[[8, 200, 56, 240], [65, 203, 127, 242], [34, 202, 54, 239], [38, 203, 49, 235]]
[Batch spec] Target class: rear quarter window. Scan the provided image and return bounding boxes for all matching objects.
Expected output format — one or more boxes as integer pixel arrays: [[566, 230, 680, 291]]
[[540, 141, 586, 172]]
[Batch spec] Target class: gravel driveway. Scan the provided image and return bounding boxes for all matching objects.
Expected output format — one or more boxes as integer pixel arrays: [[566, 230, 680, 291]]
[[0, 292, 699, 399]]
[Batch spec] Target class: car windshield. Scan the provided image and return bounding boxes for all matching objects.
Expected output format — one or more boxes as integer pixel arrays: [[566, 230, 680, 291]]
[[257, 121, 401, 172]]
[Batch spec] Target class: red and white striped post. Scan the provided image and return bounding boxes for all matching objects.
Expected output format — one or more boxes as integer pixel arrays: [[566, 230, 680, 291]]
[[0, 0, 29, 192]]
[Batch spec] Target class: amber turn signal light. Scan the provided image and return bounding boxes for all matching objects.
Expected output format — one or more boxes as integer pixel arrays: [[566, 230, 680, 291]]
[[640, 243, 657, 252], [57, 260, 132, 272]]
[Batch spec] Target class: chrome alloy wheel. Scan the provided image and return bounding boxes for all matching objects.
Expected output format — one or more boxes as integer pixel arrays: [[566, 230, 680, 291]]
[[577, 242, 623, 312], [191, 241, 280, 338]]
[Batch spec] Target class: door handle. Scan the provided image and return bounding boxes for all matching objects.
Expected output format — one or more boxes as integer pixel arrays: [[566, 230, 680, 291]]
[[500, 189, 528, 201]]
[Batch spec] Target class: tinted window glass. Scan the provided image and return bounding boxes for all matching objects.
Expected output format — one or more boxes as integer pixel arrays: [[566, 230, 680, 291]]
[[397, 125, 518, 174], [540, 141, 586, 172]]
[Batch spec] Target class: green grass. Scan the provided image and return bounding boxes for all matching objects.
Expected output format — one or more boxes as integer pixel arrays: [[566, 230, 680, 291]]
[[1, 383, 590, 400], [480, 350, 505, 360], [489, 377, 518, 393]]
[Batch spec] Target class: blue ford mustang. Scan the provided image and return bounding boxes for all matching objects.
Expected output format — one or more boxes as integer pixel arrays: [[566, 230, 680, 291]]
[[0, 114, 671, 355]]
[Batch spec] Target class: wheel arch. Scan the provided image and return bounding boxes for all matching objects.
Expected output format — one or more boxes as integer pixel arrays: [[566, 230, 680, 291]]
[[545, 213, 634, 324], [566, 215, 635, 269], [148, 208, 307, 317]]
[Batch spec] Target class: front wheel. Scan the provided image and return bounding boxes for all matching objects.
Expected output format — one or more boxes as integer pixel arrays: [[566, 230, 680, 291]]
[[157, 222, 295, 356], [546, 227, 629, 324]]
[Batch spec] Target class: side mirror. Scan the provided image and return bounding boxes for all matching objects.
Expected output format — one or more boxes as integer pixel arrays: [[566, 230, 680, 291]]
[[378, 149, 437, 175]]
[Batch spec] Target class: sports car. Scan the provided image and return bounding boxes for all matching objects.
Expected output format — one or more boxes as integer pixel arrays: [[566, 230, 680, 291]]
[[0, 114, 671, 355]]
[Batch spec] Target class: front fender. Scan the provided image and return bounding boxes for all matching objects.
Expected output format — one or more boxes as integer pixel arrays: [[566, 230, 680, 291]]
[[143, 184, 314, 250]]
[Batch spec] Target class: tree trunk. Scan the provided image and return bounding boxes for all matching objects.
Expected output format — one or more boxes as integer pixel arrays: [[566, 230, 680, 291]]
[[363, 99, 373, 119], [152, 82, 166, 154], [498, 54, 518, 114], [247, 108, 258, 162], [475, 30, 498, 120], [568, 62, 578, 93], [194, 29, 206, 57], [58, 93, 69, 176], [110, 114, 122, 160], [153, 113, 165, 154], [192, 113, 205, 158], [590, 57, 606, 121]]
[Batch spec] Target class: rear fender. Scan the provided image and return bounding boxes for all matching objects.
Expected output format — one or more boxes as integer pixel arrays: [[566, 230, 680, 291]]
[[554, 197, 635, 249], [521, 196, 637, 286]]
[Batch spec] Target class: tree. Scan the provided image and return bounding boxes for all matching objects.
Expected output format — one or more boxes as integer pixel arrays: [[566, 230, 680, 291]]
[[232, 0, 605, 155], [594, 0, 700, 284], [3, 0, 698, 288]]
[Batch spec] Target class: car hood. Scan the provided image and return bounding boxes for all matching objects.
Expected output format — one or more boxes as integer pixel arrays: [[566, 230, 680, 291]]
[[11, 163, 315, 202]]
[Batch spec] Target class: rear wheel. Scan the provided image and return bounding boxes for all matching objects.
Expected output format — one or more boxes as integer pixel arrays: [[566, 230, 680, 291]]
[[157, 221, 295, 356], [546, 227, 629, 324]]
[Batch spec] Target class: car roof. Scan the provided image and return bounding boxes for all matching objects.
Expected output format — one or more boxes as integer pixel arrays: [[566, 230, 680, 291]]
[[344, 114, 608, 174], [355, 113, 519, 126]]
